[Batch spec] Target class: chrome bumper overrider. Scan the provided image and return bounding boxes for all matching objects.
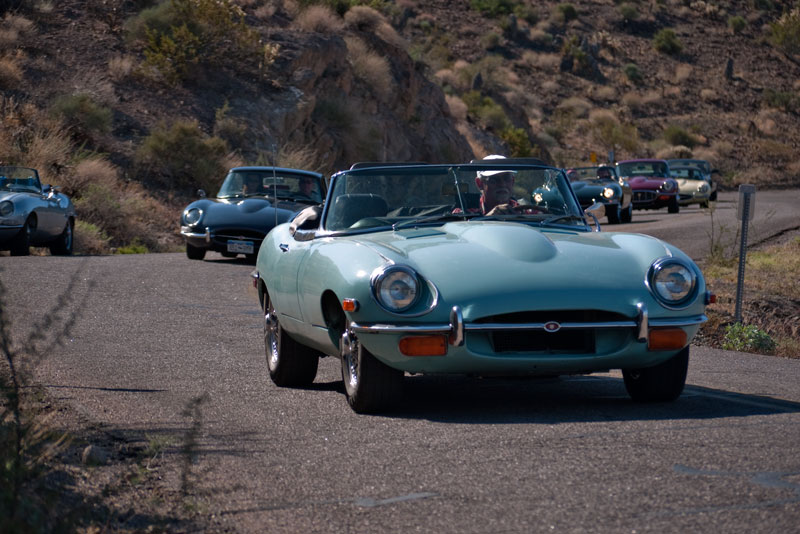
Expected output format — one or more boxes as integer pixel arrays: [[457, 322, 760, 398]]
[[349, 303, 707, 347], [180, 226, 212, 243]]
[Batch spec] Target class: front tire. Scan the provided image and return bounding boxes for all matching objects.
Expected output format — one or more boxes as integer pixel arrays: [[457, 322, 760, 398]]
[[264, 296, 318, 387], [341, 329, 403, 414], [606, 204, 621, 224], [620, 202, 633, 223], [667, 196, 680, 214], [623, 347, 689, 402], [186, 243, 206, 260], [49, 219, 73, 256], [10, 216, 33, 256]]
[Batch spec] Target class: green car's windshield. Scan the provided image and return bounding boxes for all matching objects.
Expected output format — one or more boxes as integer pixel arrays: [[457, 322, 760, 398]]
[[323, 164, 587, 232], [217, 169, 323, 203]]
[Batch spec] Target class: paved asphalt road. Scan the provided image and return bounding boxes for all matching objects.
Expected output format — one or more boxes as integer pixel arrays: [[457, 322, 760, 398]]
[[1, 190, 799, 533]]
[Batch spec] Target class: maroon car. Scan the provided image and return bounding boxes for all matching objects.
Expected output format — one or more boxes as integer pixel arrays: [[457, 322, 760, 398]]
[[616, 159, 680, 213]]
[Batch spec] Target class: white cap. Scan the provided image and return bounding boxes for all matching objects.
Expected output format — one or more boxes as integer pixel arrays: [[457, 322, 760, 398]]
[[477, 154, 515, 178]]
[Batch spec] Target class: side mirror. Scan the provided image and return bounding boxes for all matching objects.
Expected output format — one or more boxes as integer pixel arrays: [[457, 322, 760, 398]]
[[197, 189, 206, 198], [289, 205, 321, 240], [584, 202, 605, 232]]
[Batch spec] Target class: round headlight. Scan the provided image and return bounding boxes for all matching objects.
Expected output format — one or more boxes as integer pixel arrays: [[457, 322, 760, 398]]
[[661, 180, 675, 191], [699, 183, 709, 193], [602, 187, 615, 199], [184, 207, 202, 225], [372, 266, 420, 313], [0, 200, 13, 217], [648, 259, 696, 307]]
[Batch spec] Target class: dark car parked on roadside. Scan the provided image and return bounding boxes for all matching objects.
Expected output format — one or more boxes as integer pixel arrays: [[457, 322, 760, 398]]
[[0, 166, 75, 256], [180, 166, 326, 261], [616, 159, 680, 213]]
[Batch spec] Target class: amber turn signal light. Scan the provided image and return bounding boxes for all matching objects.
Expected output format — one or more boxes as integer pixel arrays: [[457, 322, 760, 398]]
[[648, 328, 688, 351], [399, 336, 447, 356], [341, 298, 359, 312]]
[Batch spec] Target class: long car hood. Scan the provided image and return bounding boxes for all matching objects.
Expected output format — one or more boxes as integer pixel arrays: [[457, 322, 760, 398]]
[[571, 181, 612, 198], [627, 176, 668, 190], [190, 197, 308, 229], [354, 222, 674, 317]]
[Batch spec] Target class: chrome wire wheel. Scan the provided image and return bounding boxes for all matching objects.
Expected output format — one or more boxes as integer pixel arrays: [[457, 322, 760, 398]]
[[264, 301, 280, 372], [341, 329, 359, 392]]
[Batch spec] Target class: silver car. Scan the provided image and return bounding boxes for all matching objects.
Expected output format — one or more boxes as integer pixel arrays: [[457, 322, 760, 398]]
[[0, 166, 75, 256]]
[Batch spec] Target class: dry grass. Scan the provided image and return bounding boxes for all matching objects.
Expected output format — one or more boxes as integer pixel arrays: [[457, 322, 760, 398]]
[[293, 5, 344, 33], [345, 36, 392, 101], [701, 236, 800, 358], [108, 55, 134, 82], [277, 144, 323, 174], [58, 157, 119, 198], [445, 94, 468, 121], [522, 51, 560, 71], [556, 97, 592, 118], [0, 54, 23, 89], [344, 5, 384, 32]]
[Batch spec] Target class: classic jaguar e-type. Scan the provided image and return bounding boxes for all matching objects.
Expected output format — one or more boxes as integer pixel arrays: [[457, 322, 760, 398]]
[[0, 166, 75, 256], [566, 165, 633, 224], [668, 158, 718, 207], [180, 166, 326, 261], [616, 159, 680, 213], [253, 161, 710, 413]]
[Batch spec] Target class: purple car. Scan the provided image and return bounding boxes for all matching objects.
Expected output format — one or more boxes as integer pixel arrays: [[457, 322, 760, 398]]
[[616, 159, 680, 213]]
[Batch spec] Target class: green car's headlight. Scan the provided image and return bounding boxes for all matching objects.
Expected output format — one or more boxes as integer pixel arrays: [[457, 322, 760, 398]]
[[648, 258, 697, 308], [184, 207, 203, 225], [602, 187, 615, 199], [372, 266, 420, 313], [0, 200, 12, 217]]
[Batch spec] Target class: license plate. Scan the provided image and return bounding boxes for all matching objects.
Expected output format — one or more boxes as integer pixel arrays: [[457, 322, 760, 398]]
[[227, 240, 254, 254]]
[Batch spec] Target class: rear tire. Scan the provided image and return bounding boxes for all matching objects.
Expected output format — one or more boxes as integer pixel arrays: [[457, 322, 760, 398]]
[[186, 243, 206, 260], [10, 217, 33, 256], [623, 347, 689, 402], [264, 296, 318, 387], [341, 328, 403, 414], [49, 220, 73, 256]]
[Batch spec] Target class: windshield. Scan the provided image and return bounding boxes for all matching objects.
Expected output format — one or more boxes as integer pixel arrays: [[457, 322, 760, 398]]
[[0, 166, 41, 193], [616, 161, 668, 178], [323, 164, 586, 232], [217, 169, 323, 202]]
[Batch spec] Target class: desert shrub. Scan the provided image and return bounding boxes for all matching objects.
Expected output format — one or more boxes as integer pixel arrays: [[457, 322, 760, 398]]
[[133, 0, 261, 84], [294, 5, 345, 32], [57, 157, 118, 198], [343, 5, 383, 30], [313, 98, 357, 132], [770, 8, 800, 56], [108, 55, 134, 81], [461, 90, 512, 131], [134, 119, 229, 191], [555, 3, 578, 23], [445, 94, 468, 120], [74, 220, 111, 254], [513, 4, 538, 24], [728, 15, 747, 33], [663, 124, 697, 148], [116, 239, 149, 254], [623, 62, 642, 84], [213, 101, 249, 151], [762, 88, 800, 113], [722, 323, 777, 354], [469, 0, 515, 18], [481, 31, 501, 49], [560, 35, 594, 76], [0, 54, 22, 89], [296, 0, 390, 17], [49, 93, 112, 140], [500, 126, 533, 157], [653, 28, 683, 55], [618, 3, 638, 21], [589, 110, 640, 155], [345, 36, 392, 100]]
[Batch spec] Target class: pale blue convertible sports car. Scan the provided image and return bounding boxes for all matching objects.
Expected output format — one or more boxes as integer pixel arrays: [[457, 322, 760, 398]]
[[253, 161, 711, 413]]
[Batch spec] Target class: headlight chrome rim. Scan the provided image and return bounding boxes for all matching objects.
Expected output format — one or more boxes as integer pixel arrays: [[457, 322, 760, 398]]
[[602, 187, 615, 199], [0, 200, 13, 217], [371, 265, 421, 314], [184, 207, 203, 225], [646, 257, 698, 309]]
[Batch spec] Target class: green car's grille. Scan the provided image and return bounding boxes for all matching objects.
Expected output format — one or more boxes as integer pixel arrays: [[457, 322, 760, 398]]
[[478, 310, 629, 354]]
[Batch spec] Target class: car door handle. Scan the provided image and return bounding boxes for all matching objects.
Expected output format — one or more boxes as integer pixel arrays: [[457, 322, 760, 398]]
[[279, 243, 289, 252]]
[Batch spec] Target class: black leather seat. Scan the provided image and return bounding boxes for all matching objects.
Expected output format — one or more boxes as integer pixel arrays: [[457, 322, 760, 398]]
[[329, 194, 389, 229]]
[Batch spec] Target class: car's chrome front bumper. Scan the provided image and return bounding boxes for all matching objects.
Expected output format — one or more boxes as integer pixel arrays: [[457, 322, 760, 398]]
[[349, 303, 707, 348]]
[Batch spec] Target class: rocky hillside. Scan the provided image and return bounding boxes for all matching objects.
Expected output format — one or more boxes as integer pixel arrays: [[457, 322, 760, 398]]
[[1, 0, 798, 252]]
